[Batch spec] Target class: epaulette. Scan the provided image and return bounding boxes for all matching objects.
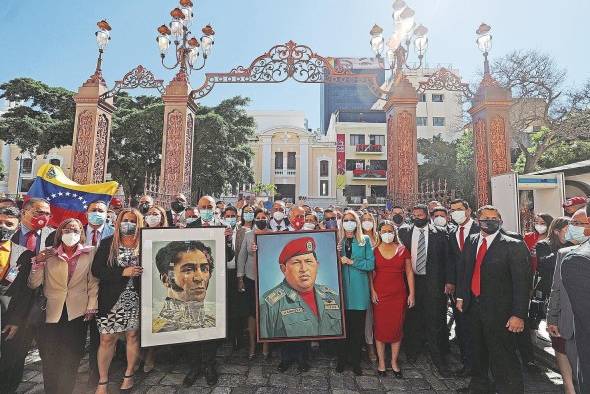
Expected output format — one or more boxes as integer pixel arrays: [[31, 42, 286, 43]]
[[319, 285, 337, 295], [265, 287, 286, 305]]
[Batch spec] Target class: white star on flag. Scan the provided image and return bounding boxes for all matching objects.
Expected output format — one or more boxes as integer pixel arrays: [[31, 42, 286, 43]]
[[51, 194, 56, 198], [58, 192, 63, 196], [65, 192, 70, 196]]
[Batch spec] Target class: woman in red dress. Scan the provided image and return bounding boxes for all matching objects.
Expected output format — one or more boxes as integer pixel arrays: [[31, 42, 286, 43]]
[[370, 220, 415, 377]]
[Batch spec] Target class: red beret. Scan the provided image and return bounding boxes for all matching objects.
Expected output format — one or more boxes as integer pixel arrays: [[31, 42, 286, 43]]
[[563, 196, 587, 208], [110, 197, 123, 208], [279, 237, 316, 265]]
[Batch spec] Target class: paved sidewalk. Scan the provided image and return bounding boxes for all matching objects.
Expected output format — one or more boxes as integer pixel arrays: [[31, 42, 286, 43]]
[[15, 343, 564, 393]]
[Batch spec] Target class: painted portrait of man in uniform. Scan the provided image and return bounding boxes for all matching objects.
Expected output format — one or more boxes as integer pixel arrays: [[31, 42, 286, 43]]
[[256, 231, 345, 342], [140, 228, 227, 347]]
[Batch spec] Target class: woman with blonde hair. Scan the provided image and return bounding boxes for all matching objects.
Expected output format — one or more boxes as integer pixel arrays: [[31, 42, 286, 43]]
[[143, 205, 169, 228], [336, 210, 375, 375], [29, 218, 98, 394], [92, 208, 144, 393]]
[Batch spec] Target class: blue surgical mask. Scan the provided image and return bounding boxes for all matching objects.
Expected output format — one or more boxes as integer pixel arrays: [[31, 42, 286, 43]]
[[316, 212, 324, 221], [325, 219, 337, 230], [243, 212, 255, 222], [200, 209, 214, 222], [565, 225, 589, 243], [88, 212, 106, 226], [224, 217, 237, 227]]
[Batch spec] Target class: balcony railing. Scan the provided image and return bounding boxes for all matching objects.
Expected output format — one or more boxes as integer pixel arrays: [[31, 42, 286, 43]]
[[274, 169, 296, 176], [355, 144, 383, 153], [352, 169, 386, 179]]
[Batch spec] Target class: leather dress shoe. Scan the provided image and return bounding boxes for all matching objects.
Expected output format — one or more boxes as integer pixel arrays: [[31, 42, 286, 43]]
[[335, 361, 345, 373], [183, 368, 201, 387], [297, 360, 310, 373], [205, 366, 218, 386], [277, 361, 291, 373]]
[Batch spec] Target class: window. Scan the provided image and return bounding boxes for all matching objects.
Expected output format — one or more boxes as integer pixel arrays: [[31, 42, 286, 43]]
[[320, 160, 329, 177], [347, 185, 366, 197], [432, 117, 445, 127], [320, 180, 329, 196], [274, 152, 283, 169], [371, 186, 387, 197], [350, 134, 365, 146], [369, 160, 387, 171], [21, 158, 33, 174], [287, 152, 296, 169], [49, 158, 61, 166], [20, 179, 34, 193], [369, 135, 385, 146], [432, 94, 444, 102], [416, 117, 428, 126], [346, 159, 365, 171], [418, 93, 427, 102]]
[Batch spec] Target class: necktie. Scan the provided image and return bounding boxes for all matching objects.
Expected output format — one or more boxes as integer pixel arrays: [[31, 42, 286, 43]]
[[173, 214, 179, 225], [92, 230, 99, 246], [25, 231, 38, 253], [416, 228, 426, 275], [471, 238, 488, 297], [459, 226, 465, 251]]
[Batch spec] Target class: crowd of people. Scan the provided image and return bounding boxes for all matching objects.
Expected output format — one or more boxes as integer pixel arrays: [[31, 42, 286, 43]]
[[0, 192, 589, 394]]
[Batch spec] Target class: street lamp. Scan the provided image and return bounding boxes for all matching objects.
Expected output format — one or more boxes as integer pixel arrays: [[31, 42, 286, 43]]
[[94, 20, 112, 75], [157, 0, 215, 73], [476, 23, 492, 74], [369, 0, 428, 73]]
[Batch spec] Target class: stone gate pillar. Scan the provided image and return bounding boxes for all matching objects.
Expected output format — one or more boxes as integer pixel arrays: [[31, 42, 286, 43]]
[[468, 73, 512, 207], [159, 71, 196, 201], [383, 72, 419, 208], [71, 73, 115, 184]]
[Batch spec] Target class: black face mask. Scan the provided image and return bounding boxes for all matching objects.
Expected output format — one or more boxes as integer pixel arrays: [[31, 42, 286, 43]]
[[0, 226, 17, 242], [413, 217, 429, 228], [392, 214, 404, 225], [139, 203, 150, 215], [171, 201, 186, 213], [255, 220, 268, 230], [479, 219, 502, 235]]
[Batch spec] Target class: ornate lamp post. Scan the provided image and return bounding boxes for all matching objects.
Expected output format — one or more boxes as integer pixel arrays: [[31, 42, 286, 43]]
[[94, 20, 112, 79], [476, 23, 492, 74]]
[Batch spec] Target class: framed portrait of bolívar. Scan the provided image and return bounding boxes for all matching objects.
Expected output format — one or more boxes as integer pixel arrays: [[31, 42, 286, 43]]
[[255, 230, 345, 342], [140, 227, 226, 347]]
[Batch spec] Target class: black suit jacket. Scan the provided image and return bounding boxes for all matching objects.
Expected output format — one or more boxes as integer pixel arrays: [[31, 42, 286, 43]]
[[2, 248, 36, 327], [457, 232, 531, 322], [561, 241, 590, 394], [398, 224, 453, 291], [187, 218, 235, 262], [448, 221, 480, 285]]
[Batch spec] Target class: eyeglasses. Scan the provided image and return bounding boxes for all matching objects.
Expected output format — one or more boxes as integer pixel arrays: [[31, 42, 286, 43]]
[[62, 229, 81, 234]]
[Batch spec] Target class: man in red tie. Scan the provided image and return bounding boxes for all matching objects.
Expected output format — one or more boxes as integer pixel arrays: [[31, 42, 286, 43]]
[[456, 205, 530, 394], [13, 198, 53, 254]]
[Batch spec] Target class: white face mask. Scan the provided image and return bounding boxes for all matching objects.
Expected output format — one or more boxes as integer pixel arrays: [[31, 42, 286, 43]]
[[433, 216, 447, 227], [62, 232, 80, 247], [451, 210, 467, 224], [343, 221, 357, 232], [303, 223, 316, 231], [273, 211, 285, 222], [145, 214, 162, 228], [380, 232, 395, 244], [361, 220, 374, 231], [534, 224, 547, 234]]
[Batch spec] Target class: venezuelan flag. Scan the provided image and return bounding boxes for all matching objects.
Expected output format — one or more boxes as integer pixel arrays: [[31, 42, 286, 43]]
[[26, 164, 119, 228]]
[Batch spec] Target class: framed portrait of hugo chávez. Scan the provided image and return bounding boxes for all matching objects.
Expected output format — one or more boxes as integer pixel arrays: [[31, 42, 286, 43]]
[[255, 230, 345, 342], [140, 227, 226, 347]]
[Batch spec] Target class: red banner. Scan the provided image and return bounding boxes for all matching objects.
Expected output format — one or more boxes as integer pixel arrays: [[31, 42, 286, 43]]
[[336, 134, 345, 175]]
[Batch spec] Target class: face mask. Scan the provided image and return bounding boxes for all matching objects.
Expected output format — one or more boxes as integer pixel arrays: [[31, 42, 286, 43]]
[[61, 232, 80, 247], [392, 214, 404, 225], [145, 214, 162, 228], [565, 225, 589, 243], [316, 212, 324, 222], [224, 217, 237, 228], [343, 221, 357, 232], [139, 203, 150, 215], [200, 209, 214, 222], [479, 219, 501, 235], [380, 232, 395, 244], [413, 217, 429, 228], [325, 219, 338, 230], [30, 214, 49, 231], [451, 211, 467, 224], [255, 220, 268, 230], [120, 222, 137, 236], [292, 217, 305, 230], [171, 201, 185, 214], [88, 212, 106, 226], [433, 216, 447, 227], [243, 212, 255, 222], [273, 211, 285, 222], [0, 226, 17, 242], [361, 221, 374, 231], [186, 217, 198, 225], [534, 224, 547, 234], [303, 223, 316, 231]]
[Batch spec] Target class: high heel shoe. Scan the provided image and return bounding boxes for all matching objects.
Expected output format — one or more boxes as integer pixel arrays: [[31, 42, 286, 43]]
[[95, 381, 108, 394], [377, 369, 386, 377], [392, 368, 403, 379], [119, 374, 134, 393]]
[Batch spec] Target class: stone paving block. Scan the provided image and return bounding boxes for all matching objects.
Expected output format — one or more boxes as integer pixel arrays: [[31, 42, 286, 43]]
[[380, 377, 408, 392], [141, 371, 166, 385], [328, 373, 357, 390], [300, 375, 329, 390], [177, 386, 213, 394], [146, 385, 178, 394], [424, 374, 448, 390], [404, 378, 431, 391], [255, 387, 286, 394], [355, 375, 384, 391], [160, 372, 187, 386], [247, 367, 270, 385], [217, 374, 248, 387], [231, 386, 260, 394], [401, 369, 424, 379], [269, 373, 300, 388], [211, 387, 233, 394], [331, 389, 361, 394], [219, 364, 250, 375]]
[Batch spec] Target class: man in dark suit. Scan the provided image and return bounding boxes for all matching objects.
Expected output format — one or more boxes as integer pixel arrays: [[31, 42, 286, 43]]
[[561, 203, 590, 393], [448, 199, 480, 376], [398, 204, 454, 376], [184, 195, 234, 387], [456, 205, 531, 394], [12, 198, 54, 253], [166, 193, 188, 228]]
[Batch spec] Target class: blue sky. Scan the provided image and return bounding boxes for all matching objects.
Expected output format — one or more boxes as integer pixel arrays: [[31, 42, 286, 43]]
[[1, 0, 589, 129]]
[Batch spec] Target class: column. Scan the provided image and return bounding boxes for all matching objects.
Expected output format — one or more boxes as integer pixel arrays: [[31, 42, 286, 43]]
[[299, 137, 309, 197], [71, 73, 115, 184], [160, 71, 197, 199], [383, 72, 419, 208], [468, 73, 512, 207], [261, 136, 272, 184]]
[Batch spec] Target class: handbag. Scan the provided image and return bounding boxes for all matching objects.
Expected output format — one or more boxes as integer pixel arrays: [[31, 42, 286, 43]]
[[27, 286, 47, 327]]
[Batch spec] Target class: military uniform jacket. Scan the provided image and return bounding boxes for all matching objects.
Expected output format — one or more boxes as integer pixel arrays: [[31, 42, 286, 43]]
[[152, 299, 216, 333], [259, 280, 342, 339]]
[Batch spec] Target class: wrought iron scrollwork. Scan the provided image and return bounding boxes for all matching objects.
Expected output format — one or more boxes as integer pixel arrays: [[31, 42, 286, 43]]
[[417, 67, 473, 98], [101, 65, 165, 99]]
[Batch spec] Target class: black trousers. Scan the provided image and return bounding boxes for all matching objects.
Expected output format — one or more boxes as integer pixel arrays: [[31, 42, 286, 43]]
[[467, 300, 523, 394], [281, 342, 309, 364], [403, 276, 447, 364], [451, 297, 473, 370], [515, 319, 534, 364], [86, 317, 100, 381], [38, 309, 86, 394], [0, 324, 36, 393], [226, 268, 242, 345], [337, 309, 366, 367], [188, 340, 219, 372]]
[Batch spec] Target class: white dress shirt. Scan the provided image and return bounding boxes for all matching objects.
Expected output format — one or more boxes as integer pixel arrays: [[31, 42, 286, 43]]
[[226, 230, 237, 269], [456, 218, 474, 246], [477, 230, 500, 251], [85, 224, 105, 247], [411, 225, 429, 274]]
